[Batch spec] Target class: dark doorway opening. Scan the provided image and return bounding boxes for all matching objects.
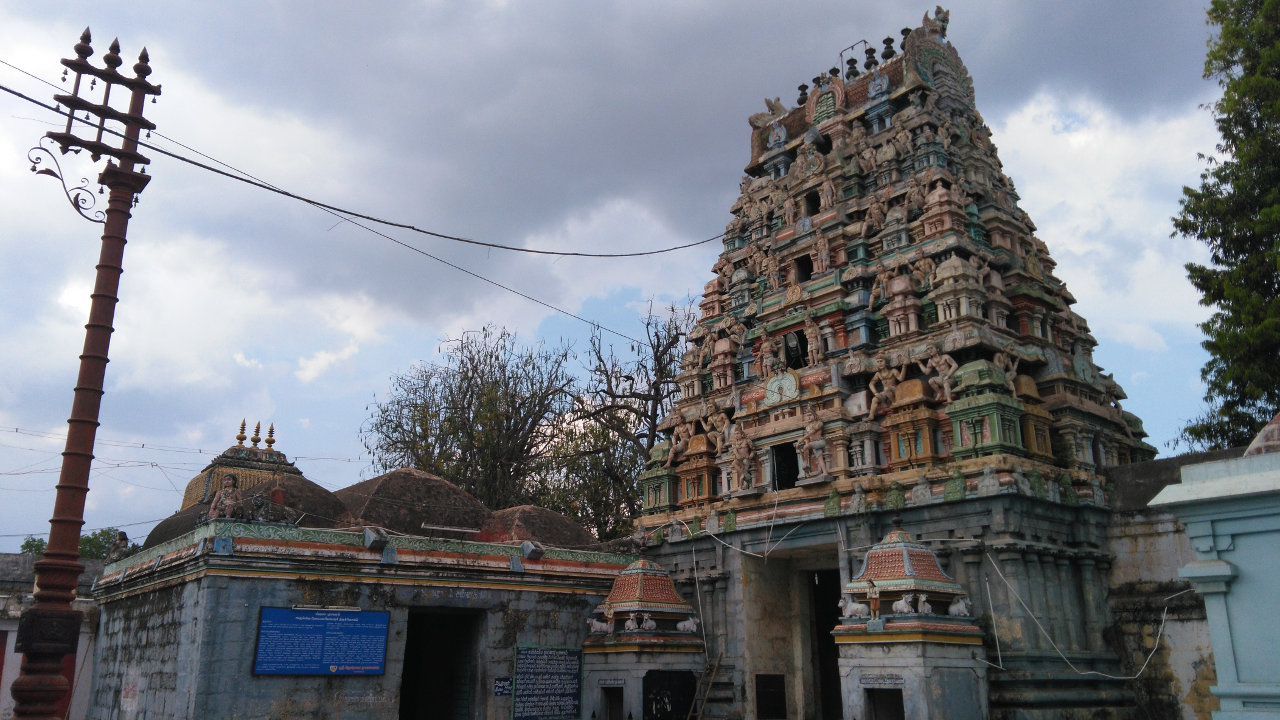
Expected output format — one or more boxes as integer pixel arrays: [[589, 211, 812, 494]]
[[400, 610, 479, 720], [643, 670, 696, 720], [810, 570, 843, 720], [773, 443, 799, 491], [784, 331, 808, 370], [866, 688, 905, 720], [601, 686, 624, 720], [794, 255, 814, 283], [756, 673, 787, 719], [804, 191, 821, 216]]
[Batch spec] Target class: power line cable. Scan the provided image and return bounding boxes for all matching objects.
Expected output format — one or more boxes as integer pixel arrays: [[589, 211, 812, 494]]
[[0, 67, 723, 258], [0, 79, 671, 344]]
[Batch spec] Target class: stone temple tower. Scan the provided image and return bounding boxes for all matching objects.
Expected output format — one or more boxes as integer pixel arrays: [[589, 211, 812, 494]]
[[636, 8, 1157, 720]]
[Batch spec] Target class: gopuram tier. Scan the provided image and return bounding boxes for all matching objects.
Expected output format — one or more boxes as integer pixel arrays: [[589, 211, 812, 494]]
[[639, 8, 1155, 523]]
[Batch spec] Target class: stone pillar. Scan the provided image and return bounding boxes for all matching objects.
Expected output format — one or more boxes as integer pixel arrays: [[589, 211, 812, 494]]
[[1077, 556, 1102, 650], [1056, 555, 1084, 651], [994, 549, 1032, 650], [961, 548, 984, 612], [702, 574, 718, 656], [832, 434, 851, 474], [757, 448, 772, 489], [1023, 553, 1047, 650], [1041, 552, 1069, 649]]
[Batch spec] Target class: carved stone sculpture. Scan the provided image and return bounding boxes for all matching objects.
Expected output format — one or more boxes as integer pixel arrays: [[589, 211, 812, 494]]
[[916, 346, 959, 403], [798, 407, 829, 477], [207, 474, 243, 520], [730, 430, 754, 491], [866, 354, 907, 420], [839, 595, 871, 618], [641, 613, 657, 631], [588, 617, 612, 633], [948, 595, 972, 617], [892, 594, 916, 614], [676, 615, 701, 633]]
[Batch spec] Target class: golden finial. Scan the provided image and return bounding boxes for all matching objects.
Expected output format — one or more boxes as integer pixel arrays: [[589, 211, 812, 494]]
[[265, 423, 275, 448], [236, 419, 247, 446], [251, 422, 261, 448]]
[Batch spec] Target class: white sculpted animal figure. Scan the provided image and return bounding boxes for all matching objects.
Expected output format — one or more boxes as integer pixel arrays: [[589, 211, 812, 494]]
[[917, 594, 933, 614], [588, 617, 612, 633], [838, 595, 871, 618], [641, 613, 657, 631], [948, 595, 972, 617], [624, 613, 639, 631], [891, 594, 916, 614], [676, 615, 701, 633]]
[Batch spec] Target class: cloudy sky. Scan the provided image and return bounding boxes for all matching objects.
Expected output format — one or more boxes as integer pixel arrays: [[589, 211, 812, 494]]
[[0, 1, 1219, 550]]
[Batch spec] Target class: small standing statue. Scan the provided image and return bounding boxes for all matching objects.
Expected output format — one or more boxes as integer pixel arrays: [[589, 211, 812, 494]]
[[799, 407, 829, 477], [805, 316, 823, 366], [208, 474, 243, 520], [731, 430, 754, 491], [866, 580, 882, 620]]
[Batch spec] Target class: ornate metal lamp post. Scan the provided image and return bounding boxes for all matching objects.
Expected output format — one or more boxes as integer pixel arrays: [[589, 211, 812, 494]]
[[11, 29, 159, 720]]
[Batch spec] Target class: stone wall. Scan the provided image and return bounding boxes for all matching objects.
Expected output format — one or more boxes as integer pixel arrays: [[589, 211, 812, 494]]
[[87, 525, 628, 720], [1104, 451, 1236, 720]]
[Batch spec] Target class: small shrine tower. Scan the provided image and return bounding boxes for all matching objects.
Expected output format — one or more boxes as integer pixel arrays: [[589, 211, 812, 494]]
[[835, 528, 986, 719]]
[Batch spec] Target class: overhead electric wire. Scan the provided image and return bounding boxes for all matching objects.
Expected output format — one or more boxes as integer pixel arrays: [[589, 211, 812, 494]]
[[0, 78, 700, 344], [0, 59, 721, 257]]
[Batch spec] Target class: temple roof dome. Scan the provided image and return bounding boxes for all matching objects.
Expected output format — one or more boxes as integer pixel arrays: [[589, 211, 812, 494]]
[[847, 528, 964, 596]]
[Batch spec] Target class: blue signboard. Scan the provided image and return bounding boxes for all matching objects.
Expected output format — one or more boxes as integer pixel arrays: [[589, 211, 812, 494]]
[[512, 646, 581, 720], [253, 608, 389, 675]]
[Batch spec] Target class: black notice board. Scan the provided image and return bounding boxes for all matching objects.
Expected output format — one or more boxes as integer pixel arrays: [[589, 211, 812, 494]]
[[512, 646, 581, 720]]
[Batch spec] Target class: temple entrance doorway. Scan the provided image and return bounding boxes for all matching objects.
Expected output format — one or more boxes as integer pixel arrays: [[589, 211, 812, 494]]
[[600, 686, 624, 720], [865, 688, 905, 720], [399, 609, 480, 720], [809, 569, 843, 720]]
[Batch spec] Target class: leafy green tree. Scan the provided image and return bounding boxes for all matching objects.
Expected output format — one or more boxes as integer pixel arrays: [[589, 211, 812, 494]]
[[362, 325, 575, 510], [19, 527, 120, 559], [1175, 0, 1280, 449], [79, 527, 121, 560], [531, 419, 646, 541]]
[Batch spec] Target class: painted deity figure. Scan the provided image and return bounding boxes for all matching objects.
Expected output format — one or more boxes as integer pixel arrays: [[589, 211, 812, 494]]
[[812, 229, 831, 273], [704, 410, 732, 454], [783, 195, 798, 225], [208, 474, 243, 520], [866, 355, 907, 420], [862, 194, 887, 238], [906, 176, 926, 216], [730, 430, 754, 490], [805, 317, 823, 366], [867, 264, 896, 311], [910, 250, 936, 290], [866, 580, 882, 620], [757, 333, 784, 377], [105, 531, 131, 562], [798, 407, 829, 477], [819, 177, 837, 211], [916, 346, 959, 403], [664, 421, 696, 468], [993, 350, 1021, 395]]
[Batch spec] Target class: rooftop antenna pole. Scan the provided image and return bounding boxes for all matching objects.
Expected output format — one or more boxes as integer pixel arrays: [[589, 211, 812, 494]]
[[12, 29, 160, 720]]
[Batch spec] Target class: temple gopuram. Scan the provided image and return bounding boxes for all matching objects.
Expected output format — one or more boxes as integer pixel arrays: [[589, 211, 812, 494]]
[[637, 7, 1159, 720]]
